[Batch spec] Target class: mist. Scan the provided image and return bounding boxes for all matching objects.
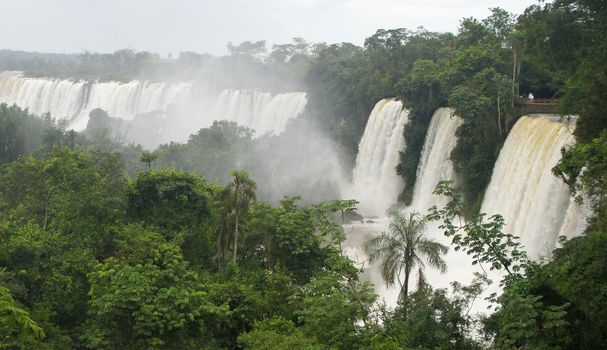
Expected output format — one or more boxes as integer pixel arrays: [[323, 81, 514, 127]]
[[244, 117, 348, 204]]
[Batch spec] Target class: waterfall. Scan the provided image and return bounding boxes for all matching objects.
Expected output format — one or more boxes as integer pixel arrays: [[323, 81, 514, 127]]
[[409, 108, 462, 212], [345, 104, 491, 310], [558, 195, 591, 241], [480, 115, 585, 258], [82, 80, 192, 130], [346, 107, 588, 312], [399, 107, 491, 309], [350, 99, 409, 215], [344, 106, 486, 311], [210, 89, 307, 136], [348, 105, 461, 216], [0, 75, 192, 130], [0, 75, 87, 123], [0, 74, 307, 138], [344, 99, 409, 304]]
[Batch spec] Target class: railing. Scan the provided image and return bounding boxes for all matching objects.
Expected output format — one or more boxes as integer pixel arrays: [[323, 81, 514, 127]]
[[514, 98, 559, 106], [514, 98, 560, 113]]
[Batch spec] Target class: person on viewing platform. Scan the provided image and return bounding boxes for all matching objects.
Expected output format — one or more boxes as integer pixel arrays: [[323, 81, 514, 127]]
[[528, 92, 535, 101]]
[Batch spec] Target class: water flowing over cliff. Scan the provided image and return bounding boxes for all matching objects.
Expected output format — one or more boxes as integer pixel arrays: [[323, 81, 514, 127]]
[[349, 99, 409, 215], [481, 115, 586, 258], [0, 75, 307, 138], [0, 75, 192, 130], [409, 108, 462, 212], [345, 104, 492, 309], [211, 89, 307, 135], [399, 108, 484, 307]]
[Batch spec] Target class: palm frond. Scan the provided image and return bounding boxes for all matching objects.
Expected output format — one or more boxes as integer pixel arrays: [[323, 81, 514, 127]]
[[417, 238, 449, 273], [416, 267, 428, 291], [364, 209, 448, 298]]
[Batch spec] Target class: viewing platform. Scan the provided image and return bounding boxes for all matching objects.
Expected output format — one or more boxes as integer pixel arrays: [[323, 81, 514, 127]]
[[514, 98, 560, 114]]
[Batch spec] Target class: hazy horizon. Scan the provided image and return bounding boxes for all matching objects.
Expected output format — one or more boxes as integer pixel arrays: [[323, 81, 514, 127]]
[[2, 0, 540, 57]]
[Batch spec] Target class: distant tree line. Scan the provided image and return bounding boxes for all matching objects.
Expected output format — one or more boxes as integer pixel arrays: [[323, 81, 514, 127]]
[[0, 38, 322, 93]]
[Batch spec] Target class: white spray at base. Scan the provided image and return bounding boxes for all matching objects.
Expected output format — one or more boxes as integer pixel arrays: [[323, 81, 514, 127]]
[[481, 115, 588, 259]]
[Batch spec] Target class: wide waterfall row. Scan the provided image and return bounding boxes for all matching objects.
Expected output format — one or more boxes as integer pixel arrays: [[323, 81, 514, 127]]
[[481, 115, 587, 258], [350, 99, 409, 215], [0, 74, 307, 137], [0, 75, 87, 124], [0, 75, 192, 130]]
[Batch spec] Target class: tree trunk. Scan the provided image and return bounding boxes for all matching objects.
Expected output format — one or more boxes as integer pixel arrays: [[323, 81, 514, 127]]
[[43, 188, 53, 231], [497, 83, 503, 139], [402, 266, 410, 299], [232, 180, 240, 264], [233, 213, 239, 264], [400, 260, 411, 301], [512, 50, 517, 108], [216, 227, 224, 269]]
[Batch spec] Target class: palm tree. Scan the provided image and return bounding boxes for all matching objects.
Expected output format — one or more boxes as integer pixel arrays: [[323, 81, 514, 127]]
[[365, 209, 448, 300], [219, 170, 256, 264]]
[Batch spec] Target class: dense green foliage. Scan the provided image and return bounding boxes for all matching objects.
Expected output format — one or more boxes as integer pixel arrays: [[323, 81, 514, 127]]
[[381, 277, 487, 350], [431, 179, 607, 350], [0, 106, 490, 349], [0, 104, 75, 163], [1, 99, 605, 349], [0, 286, 45, 348], [153, 120, 253, 182]]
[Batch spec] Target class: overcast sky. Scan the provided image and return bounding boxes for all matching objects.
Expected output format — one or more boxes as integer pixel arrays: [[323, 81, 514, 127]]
[[1, 0, 540, 56]]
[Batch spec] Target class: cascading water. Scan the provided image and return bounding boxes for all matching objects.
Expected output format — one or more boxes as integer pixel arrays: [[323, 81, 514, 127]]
[[0, 74, 88, 123], [82, 80, 192, 130], [345, 105, 492, 310], [409, 108, 462, 212], [344, 99, 408, 305], [349, 99, 409, 215], [558, 196, 590, 240], [0, 74, 192, 130], [0, 74, 307, 138], [210, 89, 307, 136], [393, 108, 487, 307], [481, 115, 586, 258]]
